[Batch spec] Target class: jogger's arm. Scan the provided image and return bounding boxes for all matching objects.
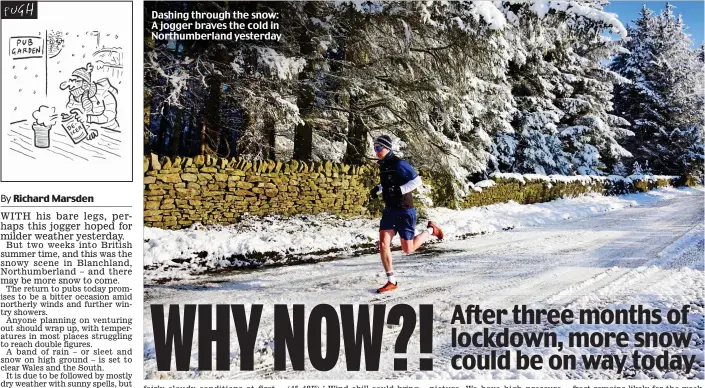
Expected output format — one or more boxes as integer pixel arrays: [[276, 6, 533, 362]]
[[399, 175, 423, 194], [396, 160, 421, 194]]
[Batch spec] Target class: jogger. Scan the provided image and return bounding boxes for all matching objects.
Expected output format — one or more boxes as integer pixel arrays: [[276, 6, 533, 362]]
[[370, 135, 444, 293]]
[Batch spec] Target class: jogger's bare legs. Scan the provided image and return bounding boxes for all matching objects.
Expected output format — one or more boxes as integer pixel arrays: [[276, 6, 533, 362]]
[[400, 230, 430, 254], [378, 221, 441, 290], [379, 229, 396, 273]]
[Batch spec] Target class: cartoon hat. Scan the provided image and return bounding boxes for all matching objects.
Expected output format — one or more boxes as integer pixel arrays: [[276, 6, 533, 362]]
[[72, 63, 93, 83]]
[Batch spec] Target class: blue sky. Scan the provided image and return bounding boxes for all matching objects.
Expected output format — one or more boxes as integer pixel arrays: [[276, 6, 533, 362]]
[[604, 1, 704, 47]]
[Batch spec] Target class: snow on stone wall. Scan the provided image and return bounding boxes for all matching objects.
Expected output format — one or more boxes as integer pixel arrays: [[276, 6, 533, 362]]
[[143, 154, 679, 229]]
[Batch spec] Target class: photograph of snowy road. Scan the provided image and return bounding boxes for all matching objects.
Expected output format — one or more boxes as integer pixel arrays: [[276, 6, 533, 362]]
[[144, 187, 704, 380]]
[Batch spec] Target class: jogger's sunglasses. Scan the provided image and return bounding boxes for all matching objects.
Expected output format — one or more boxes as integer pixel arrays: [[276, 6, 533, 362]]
[[374, 144, 384, 152]]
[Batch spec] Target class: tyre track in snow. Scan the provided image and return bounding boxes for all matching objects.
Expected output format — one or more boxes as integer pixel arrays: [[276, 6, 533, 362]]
[[202, 256, 569, 380], [144, 188, 703, 380]]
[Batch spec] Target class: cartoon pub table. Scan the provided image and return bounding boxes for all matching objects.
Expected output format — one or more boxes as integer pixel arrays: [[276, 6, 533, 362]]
[[6, 63, 122, 162]]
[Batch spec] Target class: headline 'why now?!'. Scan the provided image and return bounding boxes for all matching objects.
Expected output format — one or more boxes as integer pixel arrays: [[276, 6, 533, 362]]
[[150, 304, 433, 372]]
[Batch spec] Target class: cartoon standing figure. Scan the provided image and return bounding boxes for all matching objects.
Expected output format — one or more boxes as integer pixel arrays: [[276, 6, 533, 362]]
[[59, 63, 119, 141]]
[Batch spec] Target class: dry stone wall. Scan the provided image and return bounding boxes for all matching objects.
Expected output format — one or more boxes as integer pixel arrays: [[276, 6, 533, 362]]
[[144, 154, 680, 230], [143, 154, 376, 229]]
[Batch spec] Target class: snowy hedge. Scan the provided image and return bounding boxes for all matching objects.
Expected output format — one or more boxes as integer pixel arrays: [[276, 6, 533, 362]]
[[462, 173, 677, 208], [418, 171, 678, 210]]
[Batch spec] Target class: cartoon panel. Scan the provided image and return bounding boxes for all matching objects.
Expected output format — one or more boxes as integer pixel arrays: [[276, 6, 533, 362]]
[[1, 1, 132, 181]]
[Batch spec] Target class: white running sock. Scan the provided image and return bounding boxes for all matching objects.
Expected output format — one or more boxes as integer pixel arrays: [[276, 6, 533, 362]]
[[386, 271, 396, 284], [426, 226, 434, 235]]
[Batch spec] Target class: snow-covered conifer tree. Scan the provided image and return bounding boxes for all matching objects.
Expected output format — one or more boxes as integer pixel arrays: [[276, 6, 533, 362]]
[[612, 4, 704, 176], [494, 1, 630, 175]]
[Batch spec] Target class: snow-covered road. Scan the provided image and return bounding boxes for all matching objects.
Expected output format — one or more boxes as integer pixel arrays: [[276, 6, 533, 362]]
[[144, 188, 704, 380]]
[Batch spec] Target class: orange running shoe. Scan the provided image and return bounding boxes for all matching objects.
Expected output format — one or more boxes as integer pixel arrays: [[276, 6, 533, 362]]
[[377, 281, 398, 293], [428, 221, 445, 240]]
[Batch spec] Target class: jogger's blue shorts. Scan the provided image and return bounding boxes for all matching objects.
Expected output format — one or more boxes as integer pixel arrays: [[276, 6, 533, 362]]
[[380, 207, 417, 240]]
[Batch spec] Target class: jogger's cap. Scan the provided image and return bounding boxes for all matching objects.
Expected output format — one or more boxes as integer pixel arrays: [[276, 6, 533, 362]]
[[374, 135, 393, 150]]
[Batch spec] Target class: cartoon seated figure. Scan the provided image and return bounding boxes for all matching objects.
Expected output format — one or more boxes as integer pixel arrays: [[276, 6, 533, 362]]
[[59, 63, 119, 140]]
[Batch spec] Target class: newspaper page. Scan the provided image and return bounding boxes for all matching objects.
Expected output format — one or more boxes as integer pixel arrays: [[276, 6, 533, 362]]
[[0, 1, 141, 388], [3, 1, 705, 388]]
